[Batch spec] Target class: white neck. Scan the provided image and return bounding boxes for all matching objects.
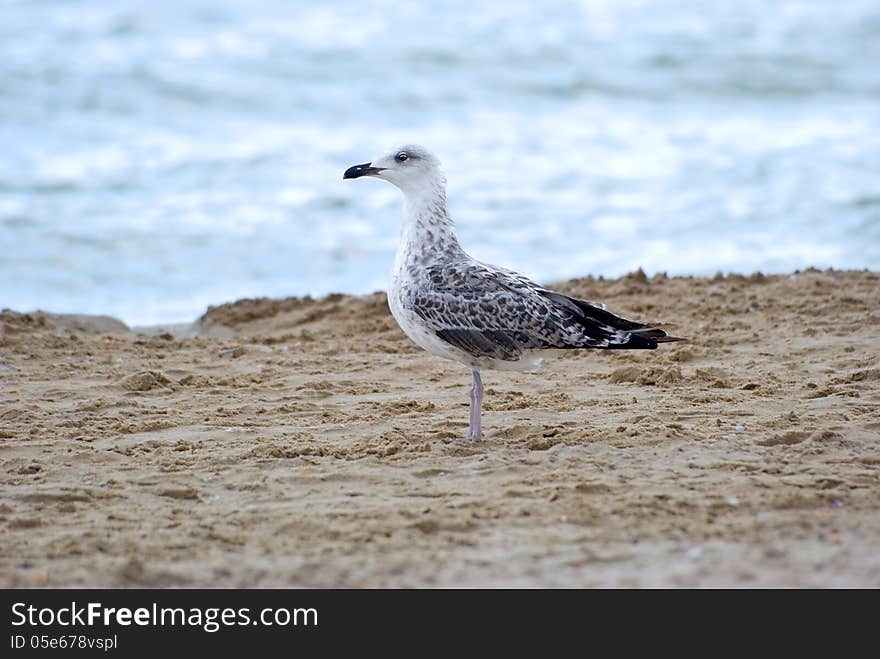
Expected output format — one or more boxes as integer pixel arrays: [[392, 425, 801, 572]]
[[393, 175, 462, 274]]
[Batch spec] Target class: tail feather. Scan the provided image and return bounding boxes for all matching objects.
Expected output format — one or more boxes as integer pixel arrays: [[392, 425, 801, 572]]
[[653, 335, 688, 343], [630, 322, 678, 331], [543, 291, 688, 349]]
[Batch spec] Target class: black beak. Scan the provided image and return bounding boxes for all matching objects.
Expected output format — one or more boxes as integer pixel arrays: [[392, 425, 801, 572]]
[[343, 162, 384, 180]]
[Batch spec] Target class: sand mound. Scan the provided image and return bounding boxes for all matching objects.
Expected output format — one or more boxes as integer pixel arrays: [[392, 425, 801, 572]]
[[2, 268, 879, 587]]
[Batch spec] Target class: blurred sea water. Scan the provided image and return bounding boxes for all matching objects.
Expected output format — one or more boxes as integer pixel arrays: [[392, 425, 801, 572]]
[[1, 0, 879, 325]]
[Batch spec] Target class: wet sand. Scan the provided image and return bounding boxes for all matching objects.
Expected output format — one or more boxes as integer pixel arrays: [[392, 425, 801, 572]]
[[1, 268, 879, 587]]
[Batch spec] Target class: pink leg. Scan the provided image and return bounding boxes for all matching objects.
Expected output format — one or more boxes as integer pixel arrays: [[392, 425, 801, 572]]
[[465, 369, 483, 442]]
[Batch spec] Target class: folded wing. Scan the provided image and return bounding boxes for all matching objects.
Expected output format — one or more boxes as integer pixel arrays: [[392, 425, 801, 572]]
[[409, 262, 681, 362]]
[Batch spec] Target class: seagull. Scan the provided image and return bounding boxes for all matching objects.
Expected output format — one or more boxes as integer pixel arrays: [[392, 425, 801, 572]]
[[344, 145, 683, 441]]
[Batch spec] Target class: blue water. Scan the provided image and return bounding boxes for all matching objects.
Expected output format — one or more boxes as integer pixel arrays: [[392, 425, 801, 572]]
[[2, 0, 879, 325]]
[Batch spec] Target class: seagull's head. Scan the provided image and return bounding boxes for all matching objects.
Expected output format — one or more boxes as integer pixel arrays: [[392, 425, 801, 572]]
[[343, 144, 444, 195]]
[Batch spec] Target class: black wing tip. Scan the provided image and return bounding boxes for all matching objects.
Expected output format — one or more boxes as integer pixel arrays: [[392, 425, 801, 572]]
[[606, 330, 688, 350], [630, 327, 688, 343], [557, 294, 688, 348], [628, 327, 669, 340]]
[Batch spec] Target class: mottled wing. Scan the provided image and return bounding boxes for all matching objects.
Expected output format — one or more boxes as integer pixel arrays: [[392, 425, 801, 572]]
[[409, 261, 665, 362]]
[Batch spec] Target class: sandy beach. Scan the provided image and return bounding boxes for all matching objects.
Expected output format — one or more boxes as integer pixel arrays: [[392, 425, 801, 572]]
[[1, 268, 878, 587]]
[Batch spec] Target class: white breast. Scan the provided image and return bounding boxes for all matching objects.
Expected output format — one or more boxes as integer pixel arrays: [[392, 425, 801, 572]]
[[387, 276, 471, 364]]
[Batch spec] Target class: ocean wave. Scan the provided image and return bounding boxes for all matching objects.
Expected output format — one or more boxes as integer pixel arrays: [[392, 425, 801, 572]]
[[1, 0, 878, 324]]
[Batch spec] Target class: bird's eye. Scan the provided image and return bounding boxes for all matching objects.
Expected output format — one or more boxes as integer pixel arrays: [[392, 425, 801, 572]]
[[395, 152, 409, 162]]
